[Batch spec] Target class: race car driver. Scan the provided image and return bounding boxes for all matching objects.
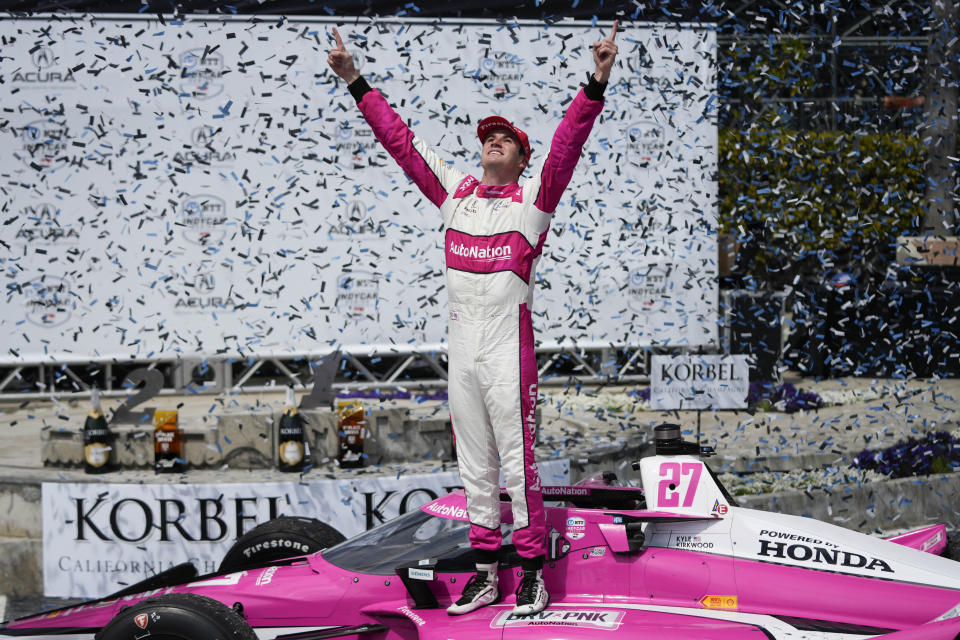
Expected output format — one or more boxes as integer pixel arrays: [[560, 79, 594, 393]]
[[327, 23, 618, 616]]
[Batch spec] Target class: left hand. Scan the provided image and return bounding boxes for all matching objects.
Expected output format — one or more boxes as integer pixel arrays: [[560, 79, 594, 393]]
[[592, 20, 619, 84]]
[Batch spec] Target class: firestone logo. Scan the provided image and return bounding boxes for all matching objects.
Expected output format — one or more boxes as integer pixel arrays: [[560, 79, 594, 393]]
[[179, 48, 226, 100]]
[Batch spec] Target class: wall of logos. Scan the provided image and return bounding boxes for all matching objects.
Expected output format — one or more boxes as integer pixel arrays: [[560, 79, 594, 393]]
[[0, 15, 718, 364]]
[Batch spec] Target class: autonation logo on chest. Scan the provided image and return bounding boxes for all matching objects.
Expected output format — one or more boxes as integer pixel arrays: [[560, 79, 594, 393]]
[[651, 355, 750, 410]]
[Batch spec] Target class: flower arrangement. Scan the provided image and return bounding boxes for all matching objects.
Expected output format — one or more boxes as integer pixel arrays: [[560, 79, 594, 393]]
[[851, 430, 960, 479], [748, 381, 824, 412]]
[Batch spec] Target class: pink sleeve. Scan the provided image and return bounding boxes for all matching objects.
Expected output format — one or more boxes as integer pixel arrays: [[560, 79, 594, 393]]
[[533, 89, 605, 214], [357, 89, 461, 209]]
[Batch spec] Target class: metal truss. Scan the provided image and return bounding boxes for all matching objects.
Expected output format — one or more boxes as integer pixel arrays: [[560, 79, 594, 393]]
[[0, 347, 661, 401]]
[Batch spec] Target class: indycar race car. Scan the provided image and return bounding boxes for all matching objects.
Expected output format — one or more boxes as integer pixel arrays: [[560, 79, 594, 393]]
[[3, 424, 959, 639]]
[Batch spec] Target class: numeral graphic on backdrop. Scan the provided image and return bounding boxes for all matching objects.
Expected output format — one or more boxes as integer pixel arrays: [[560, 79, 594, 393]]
[[110, 368, 164, 425]]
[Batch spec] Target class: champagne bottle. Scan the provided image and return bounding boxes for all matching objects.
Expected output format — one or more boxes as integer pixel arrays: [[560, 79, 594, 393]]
[[277, 387, 306, 472], [154, 410, 185, 473], [82, 388, 112, 474]]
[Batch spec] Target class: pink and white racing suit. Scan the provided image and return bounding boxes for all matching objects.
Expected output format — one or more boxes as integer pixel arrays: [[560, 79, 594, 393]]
[[348, 76, 605, 563]]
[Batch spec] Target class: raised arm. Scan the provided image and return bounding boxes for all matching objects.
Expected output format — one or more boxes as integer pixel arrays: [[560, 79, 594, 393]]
[[327, 27, 360, 84], [532, 21, 619, 214], [326, 27, 466, 209], [592, 20, 619, 84]]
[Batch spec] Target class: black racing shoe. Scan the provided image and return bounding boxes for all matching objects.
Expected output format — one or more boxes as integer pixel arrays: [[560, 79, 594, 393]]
[[446, 570, 499, 615], [513, 569, 549, 615]]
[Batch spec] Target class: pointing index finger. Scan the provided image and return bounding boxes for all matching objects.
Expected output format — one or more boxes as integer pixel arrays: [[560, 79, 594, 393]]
[[609, 20, 619, 42], [333, 27, 345, 49]]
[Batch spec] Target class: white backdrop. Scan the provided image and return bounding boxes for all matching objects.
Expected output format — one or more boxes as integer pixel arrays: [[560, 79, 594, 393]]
[[0, 15, 718, 364], [42, 460, 569, 598]]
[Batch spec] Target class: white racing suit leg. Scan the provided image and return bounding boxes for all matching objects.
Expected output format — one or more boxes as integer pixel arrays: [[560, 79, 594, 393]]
[[449, 303, 545, 560]]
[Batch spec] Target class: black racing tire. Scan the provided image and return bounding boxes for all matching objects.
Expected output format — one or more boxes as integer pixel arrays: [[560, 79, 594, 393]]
[[218, 516, 346, 573], [96, 593, 255, 640]]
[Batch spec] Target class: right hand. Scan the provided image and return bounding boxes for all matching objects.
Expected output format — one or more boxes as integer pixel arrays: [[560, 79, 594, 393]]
[[327, 27, 360, 84]]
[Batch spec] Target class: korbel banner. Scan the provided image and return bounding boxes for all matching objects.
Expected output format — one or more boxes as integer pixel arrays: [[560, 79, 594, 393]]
[[42, 460, 569, 598], [0, 15, 717, 364], [650, 354, 750, 410]]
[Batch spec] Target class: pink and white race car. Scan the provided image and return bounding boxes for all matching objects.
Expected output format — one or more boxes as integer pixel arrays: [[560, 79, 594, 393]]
[[3, 425, 959, 639]]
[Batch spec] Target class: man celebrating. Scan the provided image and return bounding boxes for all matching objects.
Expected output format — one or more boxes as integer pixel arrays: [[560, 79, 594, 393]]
[[328, 22, 618, 616]]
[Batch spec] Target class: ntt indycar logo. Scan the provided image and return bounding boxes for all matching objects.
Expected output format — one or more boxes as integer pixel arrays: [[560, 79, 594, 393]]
[[424, 502, 468, 520], [448, 242, 512, 262]]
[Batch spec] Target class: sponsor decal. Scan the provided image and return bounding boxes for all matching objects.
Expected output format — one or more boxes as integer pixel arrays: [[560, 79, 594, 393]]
[[134, 613, 148, 629], [699, 595, 738, 610], [757, 530, 894, 573], [180, 194, 228, 245], [334, 125, 377, 165], [179, 48, 226, 100], [255, 565, 278, 586], [467, 51, 524, 100], [20, 119, 71, 170], [335, 271, 379, 320], [14, 203, 79, 244], [525, 384, 541, 492], [242, 539, 309, 559], [712, 500, 728, 516], [174, 271, 241, 312], [398, 605, 426, 627], [589, 546, 607, 557], [448, 241, 513, 262], [449, 309, 460, 322], [172, 125, 237, 166], [329, 200, 386, 237], [541, 486, 589, 497], [407, 567, 434, 581], [672, 535, 714, 550], [17, 274, 75, 328], [11, 45, 78, 86], [492, 609, 625, 630], [565, 516, 586, 541], [660, 362, 745, 384], [922, 530, 944, 552], [623, 121, 665, 166], [626, 265, 671, 313], [423, 501, 468, 520]]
